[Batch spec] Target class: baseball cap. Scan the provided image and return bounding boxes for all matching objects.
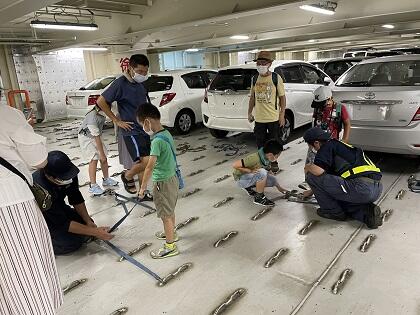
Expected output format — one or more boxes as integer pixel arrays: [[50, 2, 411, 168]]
[[254, 51, 274, 62], [45, 150, 79, 180], [313, 86, 332, 103], [303, 127, 331, 143]]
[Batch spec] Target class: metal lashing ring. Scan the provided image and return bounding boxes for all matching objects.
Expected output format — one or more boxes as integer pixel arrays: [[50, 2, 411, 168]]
[[213, 197, 234, 208], [118, 243, 152, 262], [298, 220, 319, 235], [214, 175, 231, 183], [182, 188, 201, 198], [395, 189, 406, 200], [251, 206, 274, 221], [109, 154, 119, 158], [157, 263, 193, 287], [62, 278, 87, 295], [359, 234, 376, 253], [291, 158, 303, 165], [214, 231, 238, 248], [381, 209, 393, 223], [141, 208, 157, 217], [331, 269, 352, 294], [188, 169, 205, 177], [175, 217, 199, 231], [210, 288, 247, 315], [264, 248, 288, 268], [109, 307, 128, 315], [215, 159, 229, 166], [79, 181, 91, 188]]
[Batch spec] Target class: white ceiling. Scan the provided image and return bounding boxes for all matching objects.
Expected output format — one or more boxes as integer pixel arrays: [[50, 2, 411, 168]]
[[1, 0, 420, 53]]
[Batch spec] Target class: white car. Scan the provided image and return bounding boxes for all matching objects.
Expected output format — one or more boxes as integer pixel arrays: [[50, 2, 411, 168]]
[[66, 75, 117, 118], [146, 69, 217, 134], [201, 61, 332, 140], [333, 55, 420, 155]]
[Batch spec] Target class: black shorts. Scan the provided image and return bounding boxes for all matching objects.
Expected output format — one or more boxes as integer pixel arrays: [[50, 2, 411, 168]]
[[123, 134, 151, 162]]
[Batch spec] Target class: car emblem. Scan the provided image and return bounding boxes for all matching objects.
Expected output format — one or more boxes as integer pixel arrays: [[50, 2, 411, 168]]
[[365, 92, 376, 100]]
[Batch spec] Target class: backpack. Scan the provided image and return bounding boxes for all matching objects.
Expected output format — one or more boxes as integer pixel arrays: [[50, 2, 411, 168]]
[[313, 102, 343, 134], [154, 134, 185, 189], [252, 72, 279, 110]]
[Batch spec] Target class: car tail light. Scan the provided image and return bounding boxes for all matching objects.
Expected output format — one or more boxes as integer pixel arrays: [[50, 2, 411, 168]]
[[88, 95, 100, 106], [160, 93, 176, 106], [411, 107, 420, 121], [65, 95, 70, 105], [204, 89, 208, 103]]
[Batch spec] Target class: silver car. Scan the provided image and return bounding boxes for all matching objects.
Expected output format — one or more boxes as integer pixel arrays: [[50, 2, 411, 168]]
[[333, 55, 420, 155]]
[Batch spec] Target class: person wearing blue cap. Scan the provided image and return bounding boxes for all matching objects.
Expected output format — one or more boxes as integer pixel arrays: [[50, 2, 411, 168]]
[[303, 127, 383, 229], [33, 150, 114, 255]]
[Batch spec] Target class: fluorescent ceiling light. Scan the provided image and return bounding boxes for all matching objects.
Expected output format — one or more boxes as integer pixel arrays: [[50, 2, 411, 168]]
[[230, 35, 249, 40], [300, 3, 336, 15], [308, 39, 316, 43], [186, 48, 200, 52], [382, 24, 395, 29], [77, 47, 108, 51], [346, 41, 351, 44], [30, 20, 98, 31]]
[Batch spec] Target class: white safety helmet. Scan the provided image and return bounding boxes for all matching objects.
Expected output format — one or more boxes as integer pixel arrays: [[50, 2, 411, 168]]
[[313, 86, 332, 102]]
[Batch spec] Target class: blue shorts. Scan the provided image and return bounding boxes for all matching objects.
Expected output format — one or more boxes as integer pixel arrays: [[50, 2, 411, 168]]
[[237, 169, 278, 189], [123, 134, 151, 162]]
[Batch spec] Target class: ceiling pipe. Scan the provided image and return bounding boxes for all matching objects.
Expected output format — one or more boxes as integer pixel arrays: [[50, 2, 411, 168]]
[[50, 4, 143, 17]]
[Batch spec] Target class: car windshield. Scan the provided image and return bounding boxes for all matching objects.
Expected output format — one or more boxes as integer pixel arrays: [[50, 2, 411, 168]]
[[209, 69, 258, 91], [335, 60, 420, 87], [143, 75, 173, 92], [81, 77, 116, 90]]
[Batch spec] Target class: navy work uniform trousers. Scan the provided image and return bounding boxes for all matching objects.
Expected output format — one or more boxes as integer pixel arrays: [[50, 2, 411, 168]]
[[306, 173, 383, 222]]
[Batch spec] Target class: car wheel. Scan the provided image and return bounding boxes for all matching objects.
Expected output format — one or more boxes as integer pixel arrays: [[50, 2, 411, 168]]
[[281, 112, 293, 143], [209, 128, 229, 138], [175, 110, 195, 134]]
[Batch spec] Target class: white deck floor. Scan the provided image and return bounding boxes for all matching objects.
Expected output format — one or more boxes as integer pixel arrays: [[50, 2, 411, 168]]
[[34, 120, 420, 315]]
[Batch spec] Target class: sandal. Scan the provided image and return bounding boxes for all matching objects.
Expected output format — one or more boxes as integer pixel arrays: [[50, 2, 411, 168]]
[[121, 171, 137, 194]]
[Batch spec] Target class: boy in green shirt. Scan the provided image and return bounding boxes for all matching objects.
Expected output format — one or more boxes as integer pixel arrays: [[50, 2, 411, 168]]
[[137, 103, 180, 259], [233, 140, 288, 206]]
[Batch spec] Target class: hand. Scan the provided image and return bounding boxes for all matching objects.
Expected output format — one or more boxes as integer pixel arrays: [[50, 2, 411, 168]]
[[279, 116, 285, 127], [302, 190, 313, 198], [86, 220, 97, 228], [115, 119, 133, 131], [27, 115, 36, 126], [138, 187, 146, 199], [248, 114, 255, 123], [98, 154, 107, 164], [94, 227, 114, 241], [304, 164, 311, 174]]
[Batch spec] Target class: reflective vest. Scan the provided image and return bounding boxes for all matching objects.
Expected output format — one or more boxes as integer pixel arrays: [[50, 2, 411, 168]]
[[338, 141, 381, 179]]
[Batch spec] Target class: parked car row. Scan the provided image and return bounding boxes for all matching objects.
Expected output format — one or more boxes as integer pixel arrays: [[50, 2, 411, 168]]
[[66, 54, 420, 155]]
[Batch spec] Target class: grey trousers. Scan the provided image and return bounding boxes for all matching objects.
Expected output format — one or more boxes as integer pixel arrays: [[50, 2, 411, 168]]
[[306, 173, 383, 223]]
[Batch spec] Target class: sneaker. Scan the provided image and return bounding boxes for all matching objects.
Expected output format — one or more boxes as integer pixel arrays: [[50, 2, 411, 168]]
[[316, 208, 347, 221], [270, 162, 280, 174], [298, 182, 311, 191], [365, 203, 382, 229], [89, 183, 105, 196], [102, 177, 119, 187], [150, 243, 179, 259], [242, 186, 257, 197], [253, 193, 275, 206], [136, 190, 153, 202], [155, 231, 179, 242]]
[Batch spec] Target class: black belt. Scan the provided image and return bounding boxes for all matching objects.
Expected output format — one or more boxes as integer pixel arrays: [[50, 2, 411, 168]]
[[357, 177, 380, 184]]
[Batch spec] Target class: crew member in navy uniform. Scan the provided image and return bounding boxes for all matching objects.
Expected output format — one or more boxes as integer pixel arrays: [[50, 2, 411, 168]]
[[303, 127, 383, 229]]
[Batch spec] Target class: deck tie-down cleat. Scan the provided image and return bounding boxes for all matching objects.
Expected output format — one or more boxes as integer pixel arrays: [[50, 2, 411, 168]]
[[359, 234, 376, 252], [62, 278, 87, 295], [264, 248, 289, 268], [155, 217, 199, 238], [157, 263, 193, 287], [395, 189, 406, 200], [118, 243, 152, 262], [182, 188, 201, 198], [381, 209, 393, 224], [331, 269, 352, 294], [214, 231, 238, 248], [210, 288, 247, 315], [251, 206, 274, 221], [213, 197, 234, 208], [108, 307, 128, 315], [298, 220, 319, 235], [214, 174, 231, 183]]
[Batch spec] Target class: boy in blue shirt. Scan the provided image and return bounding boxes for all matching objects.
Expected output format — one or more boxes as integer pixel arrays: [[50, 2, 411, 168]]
[[137, 103, 180, 259]]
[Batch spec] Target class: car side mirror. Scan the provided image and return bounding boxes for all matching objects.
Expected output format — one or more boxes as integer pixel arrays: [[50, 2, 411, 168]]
[[324, 77, 332, 85]]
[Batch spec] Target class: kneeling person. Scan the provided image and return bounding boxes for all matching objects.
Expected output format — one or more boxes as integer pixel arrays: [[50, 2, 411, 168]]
[[303, 127, 383, 229], [233, 140, 288, 206], [137, 103, 180, 259], [33, 151, 114, 255]]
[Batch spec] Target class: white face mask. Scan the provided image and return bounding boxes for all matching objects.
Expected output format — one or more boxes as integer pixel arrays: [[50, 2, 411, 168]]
[[133, 73, 149, 83], [257, 65, 269, 75], [143, 120, 154, 136]]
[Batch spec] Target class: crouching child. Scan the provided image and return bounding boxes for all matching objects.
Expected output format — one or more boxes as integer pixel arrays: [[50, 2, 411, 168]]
[[233, 139, 288, 206], [137, 103, 180, 259]]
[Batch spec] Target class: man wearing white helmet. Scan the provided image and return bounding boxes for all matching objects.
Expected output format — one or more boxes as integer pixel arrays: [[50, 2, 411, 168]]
[[300, 85, 351, 194]]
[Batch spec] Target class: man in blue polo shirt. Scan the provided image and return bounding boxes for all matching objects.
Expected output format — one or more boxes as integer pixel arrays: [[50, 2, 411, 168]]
[[97, 54, 152, 197], [303, 127, 383, 229]]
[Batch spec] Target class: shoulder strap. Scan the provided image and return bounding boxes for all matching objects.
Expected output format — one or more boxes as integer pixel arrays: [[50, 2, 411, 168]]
[[154, 134, 178, 165], [146, 93, 151, 104], [272, 72, 279, 109], [0, 156, 30, 185]]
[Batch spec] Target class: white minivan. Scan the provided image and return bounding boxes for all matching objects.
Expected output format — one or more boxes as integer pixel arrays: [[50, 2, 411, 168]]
[[201, 61, 332, 140]]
